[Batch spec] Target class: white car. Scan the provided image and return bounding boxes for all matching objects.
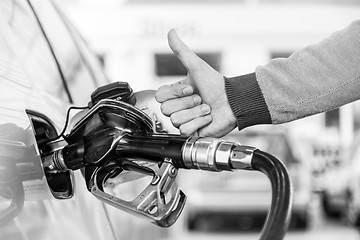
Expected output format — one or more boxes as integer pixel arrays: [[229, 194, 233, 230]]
[[0, 1, 171, 240]]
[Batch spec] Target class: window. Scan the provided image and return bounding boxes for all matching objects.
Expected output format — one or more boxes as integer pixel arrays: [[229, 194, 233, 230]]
[[155, 52, 221, 76], [325, 108, 340, 128]]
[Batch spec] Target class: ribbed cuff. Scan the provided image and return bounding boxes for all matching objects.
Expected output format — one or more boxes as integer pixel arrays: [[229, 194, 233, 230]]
[[224, 73, 272, 130]]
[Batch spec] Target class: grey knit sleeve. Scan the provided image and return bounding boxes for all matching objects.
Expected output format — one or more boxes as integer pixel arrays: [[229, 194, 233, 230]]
[[256, 20, 360, 124], [224, 73, 272, 130], [225, 19, 360, 128]]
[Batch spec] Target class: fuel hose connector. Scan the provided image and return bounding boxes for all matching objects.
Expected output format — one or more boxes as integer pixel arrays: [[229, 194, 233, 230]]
[[181, 137, 256, 172]]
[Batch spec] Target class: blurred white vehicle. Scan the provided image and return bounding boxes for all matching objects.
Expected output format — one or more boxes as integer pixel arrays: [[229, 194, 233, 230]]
[[320, 149, 349, 219], [343, 136, 360, 228], [180, 128, 313, 231], [321, 134, 360, 228]]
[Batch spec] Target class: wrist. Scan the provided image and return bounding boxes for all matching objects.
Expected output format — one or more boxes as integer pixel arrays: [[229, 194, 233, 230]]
[[224, 74, 272, 130]]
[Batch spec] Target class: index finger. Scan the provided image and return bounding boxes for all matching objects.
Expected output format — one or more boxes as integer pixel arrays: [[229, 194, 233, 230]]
[[155, 81, 193, 103]]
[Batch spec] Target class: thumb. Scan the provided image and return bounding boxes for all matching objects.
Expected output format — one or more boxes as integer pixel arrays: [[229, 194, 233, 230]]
[[168, 29, 199, 71]]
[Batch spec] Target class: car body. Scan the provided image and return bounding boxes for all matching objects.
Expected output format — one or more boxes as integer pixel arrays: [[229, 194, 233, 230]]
[[0, 1, 175, 240], [0, 1, 112, 239], [180, 127, 313, 232]]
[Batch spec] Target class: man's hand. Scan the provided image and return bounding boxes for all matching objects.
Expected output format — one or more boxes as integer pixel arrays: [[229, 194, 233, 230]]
[[155, 29, 237, 137]]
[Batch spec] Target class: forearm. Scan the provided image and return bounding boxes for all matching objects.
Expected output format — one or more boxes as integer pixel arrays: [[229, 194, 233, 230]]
[[226, 19, 360, 130]]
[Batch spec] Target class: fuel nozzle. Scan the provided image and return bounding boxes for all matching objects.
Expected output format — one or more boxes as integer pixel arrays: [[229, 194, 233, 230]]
[[42, 98, 292, 238]]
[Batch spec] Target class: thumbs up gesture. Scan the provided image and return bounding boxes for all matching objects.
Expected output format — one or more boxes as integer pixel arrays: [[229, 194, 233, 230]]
[[155, 29, 237, 137]]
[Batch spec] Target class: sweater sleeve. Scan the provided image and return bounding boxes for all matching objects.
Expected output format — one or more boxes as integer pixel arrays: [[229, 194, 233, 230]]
[[225, 74, 271, 130], [225, 19, 360, 129]]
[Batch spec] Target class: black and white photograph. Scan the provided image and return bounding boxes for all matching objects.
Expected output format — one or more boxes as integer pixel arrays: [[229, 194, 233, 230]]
[[0, 1, 360, 240]]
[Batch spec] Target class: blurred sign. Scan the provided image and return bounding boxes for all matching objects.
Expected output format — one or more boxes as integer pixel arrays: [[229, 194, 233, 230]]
[[141, 20, 197, 38]]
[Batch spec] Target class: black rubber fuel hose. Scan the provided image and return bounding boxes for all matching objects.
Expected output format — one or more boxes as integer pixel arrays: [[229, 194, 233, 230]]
[[251, 149, 293, 240]]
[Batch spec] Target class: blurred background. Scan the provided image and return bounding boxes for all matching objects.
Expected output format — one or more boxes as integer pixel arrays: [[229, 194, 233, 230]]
[[61, 0, 360, 239], [7, 0, 360, 239]]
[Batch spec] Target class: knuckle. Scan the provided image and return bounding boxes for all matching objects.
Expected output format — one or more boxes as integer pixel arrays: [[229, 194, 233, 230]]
[[190, 106, 205, 118], [174, 86, 185, 97]]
